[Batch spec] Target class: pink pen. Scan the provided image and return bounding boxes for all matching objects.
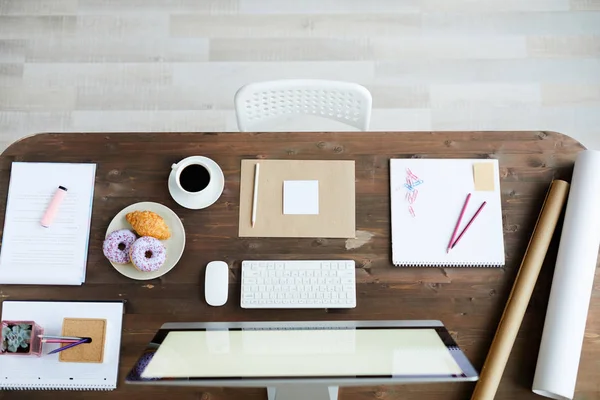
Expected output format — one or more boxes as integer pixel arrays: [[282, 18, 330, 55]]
[[41, 186, 67, 228]]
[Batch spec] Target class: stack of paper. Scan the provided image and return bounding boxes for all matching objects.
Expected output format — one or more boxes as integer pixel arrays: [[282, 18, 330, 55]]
[[0, 162, 96, 284]]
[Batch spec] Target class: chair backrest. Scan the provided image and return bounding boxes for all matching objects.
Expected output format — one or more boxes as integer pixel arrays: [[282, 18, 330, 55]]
[[234, 80, 372, 132]]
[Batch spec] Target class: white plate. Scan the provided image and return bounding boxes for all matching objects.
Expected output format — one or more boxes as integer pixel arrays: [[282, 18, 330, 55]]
[[105, 202, 185, 280]]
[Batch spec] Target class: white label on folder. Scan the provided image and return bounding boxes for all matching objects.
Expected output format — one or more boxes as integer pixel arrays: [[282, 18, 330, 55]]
[[283, 180, 319, 215]]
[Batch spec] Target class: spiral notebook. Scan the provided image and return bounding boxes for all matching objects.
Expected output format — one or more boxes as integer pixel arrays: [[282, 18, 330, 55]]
[[0, 301, 124, 390], [390, 159, 505, 267]]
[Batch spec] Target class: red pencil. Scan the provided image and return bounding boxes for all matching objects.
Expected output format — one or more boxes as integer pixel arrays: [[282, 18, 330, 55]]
[[41, 339, 82, 343], [451, 201, 487, 250], [447, 193, 471, 253]]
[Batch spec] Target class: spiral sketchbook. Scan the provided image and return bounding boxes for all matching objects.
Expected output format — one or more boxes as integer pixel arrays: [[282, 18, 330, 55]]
[[0, 301, 124, 390], [390, 159, 505, 267]]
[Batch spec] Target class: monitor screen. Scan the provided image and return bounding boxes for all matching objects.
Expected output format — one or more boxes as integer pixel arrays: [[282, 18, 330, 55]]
[[127, 322, 477, 382]]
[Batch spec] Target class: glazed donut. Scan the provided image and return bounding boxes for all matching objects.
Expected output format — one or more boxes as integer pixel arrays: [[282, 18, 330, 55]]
[[103, 229, 137, 264], [129, 236, 166, 272]]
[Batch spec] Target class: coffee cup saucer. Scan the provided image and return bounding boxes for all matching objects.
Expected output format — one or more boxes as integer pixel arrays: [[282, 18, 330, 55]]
[[168, 156, 225, 210]]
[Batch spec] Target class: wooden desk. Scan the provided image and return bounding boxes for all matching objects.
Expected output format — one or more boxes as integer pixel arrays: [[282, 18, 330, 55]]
[[0, 131, 597, 400]]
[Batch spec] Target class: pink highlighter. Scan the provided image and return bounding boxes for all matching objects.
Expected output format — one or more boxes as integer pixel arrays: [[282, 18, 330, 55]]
[[41, 186, 67, 228]]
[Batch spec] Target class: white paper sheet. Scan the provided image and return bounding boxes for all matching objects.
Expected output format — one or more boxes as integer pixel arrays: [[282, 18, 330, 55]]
[[0, 162, 96, 285], [283, 180, 319, 215], [533, 150, 600, 400], [0, 301, 123, 390]]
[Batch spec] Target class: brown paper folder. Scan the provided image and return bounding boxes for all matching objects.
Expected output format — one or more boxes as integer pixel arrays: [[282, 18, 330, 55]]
[[239, 160, 355, 238]]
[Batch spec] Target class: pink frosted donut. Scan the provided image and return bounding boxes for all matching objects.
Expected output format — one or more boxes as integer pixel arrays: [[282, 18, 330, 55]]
[[103, 229, 137, 264], [129, 236, 166, 272]]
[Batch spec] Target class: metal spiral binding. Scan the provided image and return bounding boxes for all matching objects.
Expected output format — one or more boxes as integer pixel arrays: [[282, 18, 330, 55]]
[[394, 262, 504, 268], [1, 384, 112, 391]]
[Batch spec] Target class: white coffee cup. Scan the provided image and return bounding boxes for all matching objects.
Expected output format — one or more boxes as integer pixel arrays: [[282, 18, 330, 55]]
[[168, 156, 224, 210]]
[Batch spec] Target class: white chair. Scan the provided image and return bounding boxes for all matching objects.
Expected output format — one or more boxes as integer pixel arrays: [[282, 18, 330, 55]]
[[234, 80, 372, 132]]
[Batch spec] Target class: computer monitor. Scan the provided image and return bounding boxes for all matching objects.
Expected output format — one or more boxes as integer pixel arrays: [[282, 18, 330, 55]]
[[126, 320, 478, 400]]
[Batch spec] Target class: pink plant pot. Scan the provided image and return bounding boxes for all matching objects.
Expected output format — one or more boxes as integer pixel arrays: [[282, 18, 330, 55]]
[[1, 320, 44, 357]]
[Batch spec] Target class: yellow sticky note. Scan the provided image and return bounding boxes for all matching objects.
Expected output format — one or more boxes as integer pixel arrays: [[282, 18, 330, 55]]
[[473, 163, 495, 191]]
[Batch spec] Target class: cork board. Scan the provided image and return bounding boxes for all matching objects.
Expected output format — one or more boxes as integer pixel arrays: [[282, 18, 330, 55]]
[[59, 318, 106, 363], [238, 160, 356, 238]]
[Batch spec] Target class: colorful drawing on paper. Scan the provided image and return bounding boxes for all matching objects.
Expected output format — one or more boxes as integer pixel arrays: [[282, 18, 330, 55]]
[[404, 168, 423, 217]]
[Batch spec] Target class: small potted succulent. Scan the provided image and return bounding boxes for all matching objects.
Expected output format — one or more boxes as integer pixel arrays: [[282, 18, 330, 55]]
[[1, 321, 43, 357]]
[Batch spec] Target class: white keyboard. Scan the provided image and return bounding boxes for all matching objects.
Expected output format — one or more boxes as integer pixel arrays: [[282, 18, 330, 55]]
[[241, 260, 356, 309]]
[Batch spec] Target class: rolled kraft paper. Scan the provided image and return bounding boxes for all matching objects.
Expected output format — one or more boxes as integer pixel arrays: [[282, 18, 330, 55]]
[[471, 180, 570, 400], [533, 150, 600, 400]]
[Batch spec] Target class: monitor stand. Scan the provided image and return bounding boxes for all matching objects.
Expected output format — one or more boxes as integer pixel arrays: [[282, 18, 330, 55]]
[[268, 385, 339, 400]]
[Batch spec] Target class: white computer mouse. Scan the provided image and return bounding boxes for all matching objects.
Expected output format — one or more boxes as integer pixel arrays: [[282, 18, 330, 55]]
[[205, 261, 229, 306]]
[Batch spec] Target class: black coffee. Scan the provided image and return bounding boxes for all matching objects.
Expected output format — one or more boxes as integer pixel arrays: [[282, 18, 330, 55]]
[[179, 164, 210, 192]]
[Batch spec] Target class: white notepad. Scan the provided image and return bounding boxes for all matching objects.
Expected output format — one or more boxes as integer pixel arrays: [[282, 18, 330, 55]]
[[0, 301, 124, 391], [283, 180, 319, 215], [0, 162, 96, 284], [390, 159, 505, 267]]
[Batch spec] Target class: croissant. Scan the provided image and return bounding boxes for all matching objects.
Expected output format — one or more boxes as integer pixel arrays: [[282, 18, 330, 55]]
[[126, 211, 171, 240]]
